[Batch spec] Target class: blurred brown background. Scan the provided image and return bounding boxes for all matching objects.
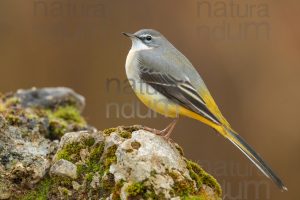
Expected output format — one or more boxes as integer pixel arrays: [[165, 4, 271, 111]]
[[0, 0, 299, 199]]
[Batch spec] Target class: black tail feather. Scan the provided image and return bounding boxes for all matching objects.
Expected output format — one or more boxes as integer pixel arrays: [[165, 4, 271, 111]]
[[224, 127, 287, 191]]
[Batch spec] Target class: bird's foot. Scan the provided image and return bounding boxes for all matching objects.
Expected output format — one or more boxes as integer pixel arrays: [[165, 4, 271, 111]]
[[140, 118, 178, 140]]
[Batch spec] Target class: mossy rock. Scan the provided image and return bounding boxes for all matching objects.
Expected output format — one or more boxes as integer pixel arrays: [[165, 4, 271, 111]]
[[0, 89, 89, 140], [21, 126, 221, 200], [0, 87, 221, 200], [0, 87, 90, 200]]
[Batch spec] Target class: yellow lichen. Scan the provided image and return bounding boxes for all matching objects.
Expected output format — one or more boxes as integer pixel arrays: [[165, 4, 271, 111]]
[[103, 128, 117, 136]]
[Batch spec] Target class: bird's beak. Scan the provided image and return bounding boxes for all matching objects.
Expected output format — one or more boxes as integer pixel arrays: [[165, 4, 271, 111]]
[[122, 32, 135, 38]]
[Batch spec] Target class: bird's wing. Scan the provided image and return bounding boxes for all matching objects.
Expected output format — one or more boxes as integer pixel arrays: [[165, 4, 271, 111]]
[[139, 65, 221, 125]]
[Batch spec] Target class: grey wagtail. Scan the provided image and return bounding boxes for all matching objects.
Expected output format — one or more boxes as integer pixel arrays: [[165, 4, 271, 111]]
[[122, 29, 287, 191]]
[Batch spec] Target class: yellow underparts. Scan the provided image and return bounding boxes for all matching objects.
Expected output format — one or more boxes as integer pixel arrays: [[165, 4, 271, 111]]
[[136, 92, 179, 118], [136, 92, 230, 137]]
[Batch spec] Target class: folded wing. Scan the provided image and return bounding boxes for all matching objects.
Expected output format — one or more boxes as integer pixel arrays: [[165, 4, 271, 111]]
[[139, 65, 221, 125]]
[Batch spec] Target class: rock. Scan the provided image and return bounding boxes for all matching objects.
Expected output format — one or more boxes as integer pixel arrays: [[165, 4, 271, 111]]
[[56, 131, 99, 154], [110, 130, 190, 183], [72, 181, 81, 191], [90, 172, 100, 189], [0, 87, 90, 199], [43, 126, 221, 199], [50, 159, 78, 179], [0, 88, 222, 200], [16, 87, 85, 112], [0, 180, 11, 199], [58, 186, 72, 196]]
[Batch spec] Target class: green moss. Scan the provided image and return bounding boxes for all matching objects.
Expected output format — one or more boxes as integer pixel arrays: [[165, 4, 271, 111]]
[[86, 173, 94, 182], [23, 175, 73, 199], [0, 102, 5, 112], [103, 128, 117, 136], [186, 160, 222, 197], [125, 182, 160, 199], [169, 170, 195, 197], [25, 112, 39, 120], [48, 120, 68, 139], [131, 141, 141, 150], [186, 162, 202, 189], [46, 106, 86, 139], [126, 182, 146, 197], [21, 178, 52, 200], [76, 164, 85, 176], [119, 131, 132, 138], [74, 141, 113, 190], [6, 114, 22, 126], [75, 143, 118, 198], [84, 137, 95, 147], [0, 96, 40, 127], [112, 181, 124, 200], [4, 97, 20, 107], [60, 187, 71, 197], [104, 157, 116, 169], [52, 176, 73, 187], [75, 142, 116, 187], [56, 137, 95, 163], [77, 142, 105, 178], [51, 106, 85, 124], [73, 142, 119, 199], [103, 126, 139, 138], [122, 126, 139, 133], [99, 173, 115, 197], [103, 145, 117, 171], [175, 143, 184, 156], [150, 170, 157, 177], [102, 173, 115, 188], [144, 190, 164, 200], [56, 142, 81, 162], [168, 163, 221, 199], [89, 142, 105, 163], [183, 195, 206, 200]]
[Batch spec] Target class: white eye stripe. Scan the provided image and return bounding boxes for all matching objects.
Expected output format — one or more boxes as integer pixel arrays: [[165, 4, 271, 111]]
[[140, 34, 151, 38], [139, 34, 153, 42]]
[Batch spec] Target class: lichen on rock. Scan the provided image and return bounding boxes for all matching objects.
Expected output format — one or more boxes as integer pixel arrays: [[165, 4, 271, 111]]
[[0, 88, 222, 200], [40, 127, 221, 200], [0, 87, 90, 199]]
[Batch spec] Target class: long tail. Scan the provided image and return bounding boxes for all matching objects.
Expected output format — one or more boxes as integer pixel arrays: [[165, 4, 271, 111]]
[[221, 127, 287, 191]]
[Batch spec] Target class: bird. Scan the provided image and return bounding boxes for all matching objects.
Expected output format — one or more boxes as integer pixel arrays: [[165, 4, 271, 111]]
[[122, 29, 287, 191]]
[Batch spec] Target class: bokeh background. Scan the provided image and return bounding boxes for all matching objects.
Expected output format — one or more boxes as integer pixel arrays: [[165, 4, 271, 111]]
[[0, 0, 299, 199]]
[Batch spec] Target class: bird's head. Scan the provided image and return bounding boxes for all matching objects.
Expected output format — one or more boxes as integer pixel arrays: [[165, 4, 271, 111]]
[[122, 29, 167, 51]]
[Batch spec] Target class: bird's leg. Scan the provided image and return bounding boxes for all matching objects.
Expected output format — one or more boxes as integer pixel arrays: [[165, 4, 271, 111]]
[[160, 118, 178, 139], [140, 118, 179, 138], [140, 126, 161, 135]]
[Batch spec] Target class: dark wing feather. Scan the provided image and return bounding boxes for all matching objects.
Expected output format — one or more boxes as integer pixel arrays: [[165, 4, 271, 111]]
[[139, 66, 221, 125]]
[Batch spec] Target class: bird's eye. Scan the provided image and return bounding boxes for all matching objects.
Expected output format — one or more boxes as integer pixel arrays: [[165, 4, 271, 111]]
[[145, 35, 152, 41]]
